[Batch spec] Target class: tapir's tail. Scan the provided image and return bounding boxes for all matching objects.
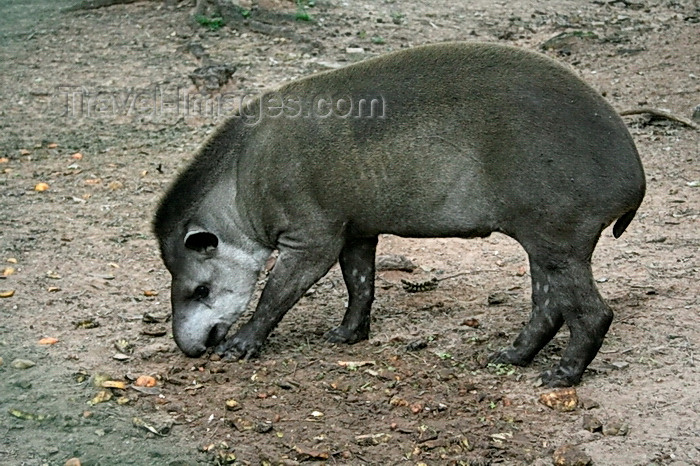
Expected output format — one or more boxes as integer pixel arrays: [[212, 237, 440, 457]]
[[613, 209, 638, 239]]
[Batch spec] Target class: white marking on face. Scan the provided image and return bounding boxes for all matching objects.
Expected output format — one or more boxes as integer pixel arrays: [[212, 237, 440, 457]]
[[535, 282, 541, 292], [543, 284, 550, 294], [544, 298, 550, 307], [352, 268, 359, 277], [170, 237, 271, 356], [360, 275, 366, 283]]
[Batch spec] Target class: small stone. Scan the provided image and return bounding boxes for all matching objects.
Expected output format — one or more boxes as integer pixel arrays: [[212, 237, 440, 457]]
[[346, 47, 365, 54], [254, 422, 273, 433], [552, 444, 592, 466], [376, 254, 417, 272], [692, 104, 700, 123], [579, 397, 600, 410], [11, 358, 36, 369], [487, 292, 508, 305], [610, 361, 629, 370], [602, 419, 629, 436], [582, 414, 603, 432], [406, 339, 428, 352]]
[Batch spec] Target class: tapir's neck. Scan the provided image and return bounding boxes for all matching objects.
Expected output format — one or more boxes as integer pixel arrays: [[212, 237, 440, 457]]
[[193, 176, 269, 254]]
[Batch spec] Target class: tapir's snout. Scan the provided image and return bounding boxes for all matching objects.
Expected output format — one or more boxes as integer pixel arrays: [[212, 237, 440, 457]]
[[172, 305, 232, 357]]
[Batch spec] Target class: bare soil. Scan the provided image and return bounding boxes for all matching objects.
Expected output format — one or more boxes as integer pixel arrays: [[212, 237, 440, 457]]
[[0, 0, 698, 465]]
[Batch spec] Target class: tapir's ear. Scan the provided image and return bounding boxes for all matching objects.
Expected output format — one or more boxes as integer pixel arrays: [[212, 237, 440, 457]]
[[184, 230, 219, 254]]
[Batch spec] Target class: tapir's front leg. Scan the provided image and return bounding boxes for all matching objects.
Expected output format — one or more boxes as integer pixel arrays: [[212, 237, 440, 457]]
[[325, 236, 378, 344], [215, 244, 340, 359]]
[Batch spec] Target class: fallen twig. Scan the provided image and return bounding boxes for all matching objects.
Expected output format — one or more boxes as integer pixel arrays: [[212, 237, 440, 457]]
[[619, 107, 699, 130], [65, 0, 146, 11]]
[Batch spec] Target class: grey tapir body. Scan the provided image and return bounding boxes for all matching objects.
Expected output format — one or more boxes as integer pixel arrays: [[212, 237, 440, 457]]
[[154, 42, 645, 387]]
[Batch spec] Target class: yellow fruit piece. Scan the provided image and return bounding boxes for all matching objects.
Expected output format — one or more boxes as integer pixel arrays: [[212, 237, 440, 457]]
[[101, 380, 127, 390], [34, 182, 50, 192], [39, 337, 59, 345], [89, 390, 112, 405], [0, 290, 15, 298]]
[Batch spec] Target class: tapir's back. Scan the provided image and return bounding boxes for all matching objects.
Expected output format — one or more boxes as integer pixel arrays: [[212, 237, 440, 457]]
[[235, 42, 645, 240]]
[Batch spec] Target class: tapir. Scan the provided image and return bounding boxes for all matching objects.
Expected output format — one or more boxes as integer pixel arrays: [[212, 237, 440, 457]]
[[154, 42, 645, 387]]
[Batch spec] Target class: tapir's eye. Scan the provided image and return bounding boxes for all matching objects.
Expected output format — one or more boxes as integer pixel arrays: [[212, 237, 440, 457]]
[[193, 285, 210, 300]]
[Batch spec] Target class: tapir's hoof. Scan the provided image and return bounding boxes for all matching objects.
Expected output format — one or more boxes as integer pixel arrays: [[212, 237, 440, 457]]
[[540, 366, 581, 387], [324, 326, 369, 345], [214, 334, 263, 361], [489, 347, 533, 367]]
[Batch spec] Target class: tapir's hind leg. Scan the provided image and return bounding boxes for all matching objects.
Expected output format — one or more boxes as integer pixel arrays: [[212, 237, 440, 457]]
[[491, 259, 566, 366], [325, 236, 378, 344], [493, 238, 613, 387]]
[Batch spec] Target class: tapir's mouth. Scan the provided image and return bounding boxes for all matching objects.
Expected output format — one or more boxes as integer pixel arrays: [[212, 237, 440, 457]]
[[205, 322, 230, 348]]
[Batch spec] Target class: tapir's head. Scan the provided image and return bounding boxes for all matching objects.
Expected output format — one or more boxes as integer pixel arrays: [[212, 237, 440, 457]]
[[158, 225, 269, 357]]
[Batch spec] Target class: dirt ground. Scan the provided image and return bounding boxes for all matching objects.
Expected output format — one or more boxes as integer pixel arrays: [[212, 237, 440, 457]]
[[0, 0, 698, 464]]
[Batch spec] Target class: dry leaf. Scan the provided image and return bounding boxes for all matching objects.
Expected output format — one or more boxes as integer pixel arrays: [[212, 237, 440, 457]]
[[39, 337, 59, 345], [7, 258, 18, 264], [0, 290, 15, 298], [47, 142, 58, 149], [108, 181, 123, 190], [71, 152, 83, 160], [134, 375, 157, 387], [34, 182, 50, 192], [19, 149, 30, 156], [84, 178, 102, 185], [48, 286, 61, 292], [143, 290, 159, 297], [2, 267, 15, 277], [461, 318, 480, 328], [0, 157, 9, 163], [293, 446, 330, 461]]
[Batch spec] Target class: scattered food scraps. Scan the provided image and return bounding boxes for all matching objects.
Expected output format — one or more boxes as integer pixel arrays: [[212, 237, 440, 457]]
[[134, 375, 157, 387], [539, 388, 579, 412]]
